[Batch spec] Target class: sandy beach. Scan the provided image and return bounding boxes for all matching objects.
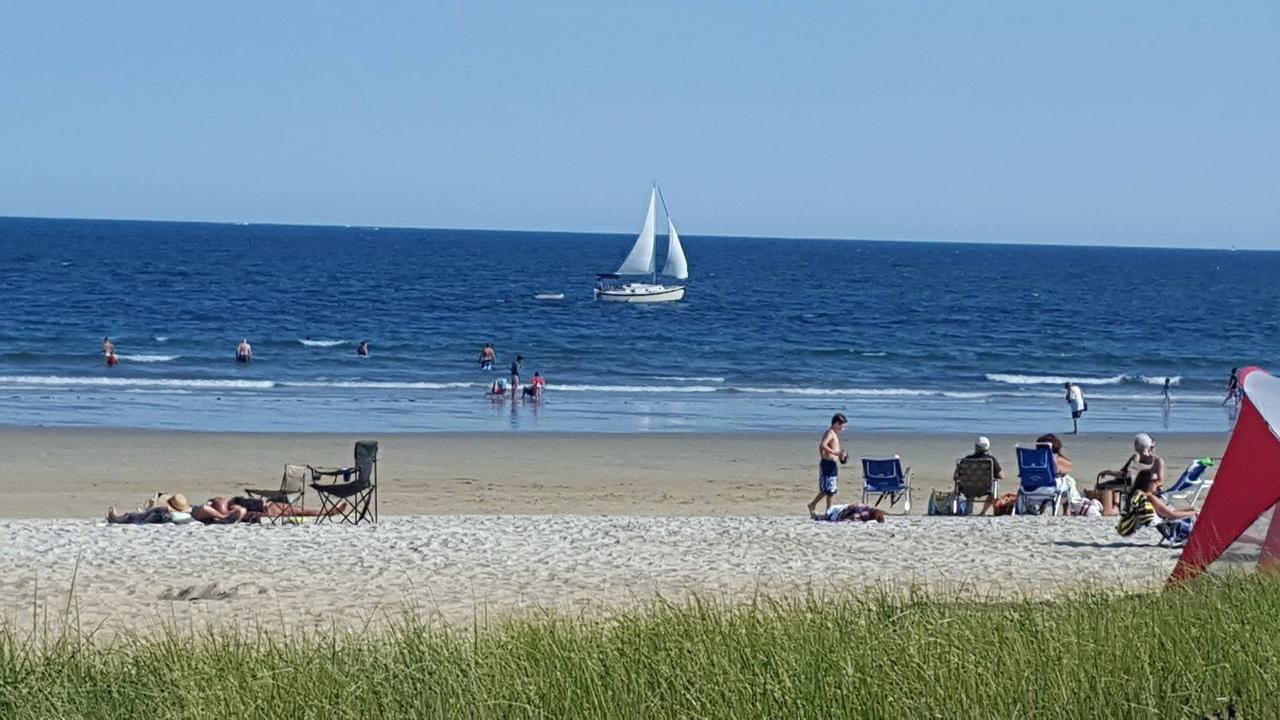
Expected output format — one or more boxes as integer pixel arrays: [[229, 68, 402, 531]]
[[0, 428, 1226, 517], [0, 428, 1225, 636]]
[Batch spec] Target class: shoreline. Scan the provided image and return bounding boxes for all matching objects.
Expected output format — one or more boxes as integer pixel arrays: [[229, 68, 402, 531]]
[[1, 426, 1228, 519]]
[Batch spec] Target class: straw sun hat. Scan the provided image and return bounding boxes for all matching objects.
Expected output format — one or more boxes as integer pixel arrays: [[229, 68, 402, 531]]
[[166, 494, 192, 512]]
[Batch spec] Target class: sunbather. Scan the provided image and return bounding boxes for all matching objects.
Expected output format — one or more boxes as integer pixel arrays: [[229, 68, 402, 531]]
[[192, 497, 250, 524], [813, 503, 886, 523], [106, 493, 193, 524]]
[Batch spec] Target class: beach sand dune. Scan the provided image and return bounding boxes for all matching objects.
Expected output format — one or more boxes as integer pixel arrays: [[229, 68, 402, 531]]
[[1, 515, 1179, 637]]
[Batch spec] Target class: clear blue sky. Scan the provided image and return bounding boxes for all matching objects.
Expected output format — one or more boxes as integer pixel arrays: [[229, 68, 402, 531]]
[[2, 1, 1277, 247]]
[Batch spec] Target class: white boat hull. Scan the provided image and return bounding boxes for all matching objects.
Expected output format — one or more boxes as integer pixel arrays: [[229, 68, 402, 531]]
[[595, 283, 685, 303]]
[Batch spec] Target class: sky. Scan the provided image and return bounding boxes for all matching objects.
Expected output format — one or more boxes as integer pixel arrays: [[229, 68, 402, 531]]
[[1, 1, 1277, 248]]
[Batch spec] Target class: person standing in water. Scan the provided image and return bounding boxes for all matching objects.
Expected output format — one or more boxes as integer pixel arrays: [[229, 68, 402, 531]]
[[236, 339, 253, 363], [509, 355, 523, 391], [357, 340, 370, 357], [1224, 367, 1240, 406], [1065, 382, 1086, 434], [807, 413, 848, 518], [479, 343, 496, 370], [1162, 377, 1172, 408], [101, 337, 114, 358]]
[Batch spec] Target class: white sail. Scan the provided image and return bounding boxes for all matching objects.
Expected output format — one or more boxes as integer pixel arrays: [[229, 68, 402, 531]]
[[662, 219, 688, 280], [615, 189, 657, 275]]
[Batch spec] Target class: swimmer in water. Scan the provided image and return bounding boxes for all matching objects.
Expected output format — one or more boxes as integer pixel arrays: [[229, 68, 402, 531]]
[[357, 340, 369, 357], [479, 343, 496, 370], [236, 339, 252, 363]]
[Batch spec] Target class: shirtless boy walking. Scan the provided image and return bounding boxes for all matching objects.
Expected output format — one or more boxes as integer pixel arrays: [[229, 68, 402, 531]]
[[808, 413, 849, 518]]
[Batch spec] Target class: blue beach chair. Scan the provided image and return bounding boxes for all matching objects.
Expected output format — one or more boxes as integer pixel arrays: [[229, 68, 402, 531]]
[[1014, 444, 1063, 515], [861, 456, 912, 513], [1161, 458, 1214, 509]]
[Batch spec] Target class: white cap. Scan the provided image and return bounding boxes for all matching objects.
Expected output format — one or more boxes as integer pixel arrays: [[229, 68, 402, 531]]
[[1135, 433, 1154, 450], [976, 436, 991, 450]]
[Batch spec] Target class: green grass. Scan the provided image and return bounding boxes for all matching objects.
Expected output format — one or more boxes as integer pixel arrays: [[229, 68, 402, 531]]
[[1, 577, 1273, 719]]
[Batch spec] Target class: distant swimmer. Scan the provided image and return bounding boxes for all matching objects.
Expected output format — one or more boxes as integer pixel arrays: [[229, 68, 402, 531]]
[[1162, 377, 1172, 407], [479, 343, 496, 370], [102, 337, 114, 357], [488, 378, 507, 398], [357, 340, 370, 357], [105, 350, 118, 367], [236, 339, 253, 363], [1065, 381, 1086, 435]]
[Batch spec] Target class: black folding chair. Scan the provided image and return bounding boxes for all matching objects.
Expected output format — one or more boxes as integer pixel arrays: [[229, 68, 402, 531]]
[[311, 440, 379, 524]]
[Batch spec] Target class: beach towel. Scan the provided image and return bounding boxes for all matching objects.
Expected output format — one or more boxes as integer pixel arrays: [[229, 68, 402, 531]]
[[1117, 490, 1155, 536]]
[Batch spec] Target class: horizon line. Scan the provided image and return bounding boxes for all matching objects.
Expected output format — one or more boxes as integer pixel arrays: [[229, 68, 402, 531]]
[[0, 213, 1270, 253]]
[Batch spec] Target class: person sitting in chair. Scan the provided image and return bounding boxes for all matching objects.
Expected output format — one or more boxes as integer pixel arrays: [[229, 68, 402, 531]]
[[955, 436, 1003, 515], [1096, 433, 1166, 517]]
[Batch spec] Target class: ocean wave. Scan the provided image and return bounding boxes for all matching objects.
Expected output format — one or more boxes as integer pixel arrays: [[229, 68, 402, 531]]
[[736, 387, 990, 398], [652, 375, 726, 383], [154, 336, 169, 343], [298, 339, 346, 347], [553, 384, 719, 393], [117, 354, 179, 363], [0, 375, 274, 390], [1139, 375, 1181, 386], [283, 380, 475, 390], [985, 373, 1129, 386]]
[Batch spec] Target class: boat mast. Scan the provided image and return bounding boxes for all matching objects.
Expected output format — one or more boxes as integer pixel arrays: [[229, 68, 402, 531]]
[[651, 181, 658, 285]]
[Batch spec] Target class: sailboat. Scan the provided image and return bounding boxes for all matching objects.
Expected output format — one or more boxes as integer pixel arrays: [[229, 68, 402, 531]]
[[595, 186, 688, 303]]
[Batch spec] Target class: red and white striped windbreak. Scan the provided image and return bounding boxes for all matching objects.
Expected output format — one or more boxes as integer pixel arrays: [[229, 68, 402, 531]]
[[1170, 367, 1280, 583]]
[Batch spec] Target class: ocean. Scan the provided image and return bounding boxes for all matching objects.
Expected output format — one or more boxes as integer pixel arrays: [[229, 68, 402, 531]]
[[0, 217, 1273, 434]]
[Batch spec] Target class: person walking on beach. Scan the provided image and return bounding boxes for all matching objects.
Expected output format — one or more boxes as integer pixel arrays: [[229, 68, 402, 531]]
[[1065, 382, 1086, 434], [807, 413, 848, 518], [479, 343, 496, 370], [101, 336, 114, 358], [509, 355, 523, 391], [236, 339, 253, 363]]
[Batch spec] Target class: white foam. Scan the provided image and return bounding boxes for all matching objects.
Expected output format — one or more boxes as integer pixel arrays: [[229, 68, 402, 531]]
[[985, 373, 1129, 386], [117, 354, 178, 363], [298, 339, 346, 347], [283, 380, 475, 390], [553, 384, 719, 393], [0, 375, 274, 390], [1139, 375, 1181, 386], [737, 387, 990, 398], [154, 336, 169, 343], [653, 376, 727, 383]]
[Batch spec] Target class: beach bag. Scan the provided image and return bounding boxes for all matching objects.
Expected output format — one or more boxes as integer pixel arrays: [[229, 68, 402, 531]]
[[992, 493, 1018, 516], [1074, 498, 1102, 517], [928, 490, 959, 516]]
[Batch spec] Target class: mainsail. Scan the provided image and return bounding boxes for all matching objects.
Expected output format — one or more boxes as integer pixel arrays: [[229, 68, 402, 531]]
[[663, 220, 688, 280], [615, 189, 657, 275]]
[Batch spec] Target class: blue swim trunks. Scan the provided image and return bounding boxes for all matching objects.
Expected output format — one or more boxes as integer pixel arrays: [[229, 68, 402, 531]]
[[818, 458, 839, 495]]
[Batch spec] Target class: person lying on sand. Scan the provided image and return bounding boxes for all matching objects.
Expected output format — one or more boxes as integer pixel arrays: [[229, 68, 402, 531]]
[[106, 493, 194, 524], [813, 503, 885, 523], [194, 496, 348, 523]]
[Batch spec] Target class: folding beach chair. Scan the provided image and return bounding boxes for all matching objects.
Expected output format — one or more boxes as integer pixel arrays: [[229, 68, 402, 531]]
[[244, 464, 308, 509], [311, 440, 379, 524], [861, 456, 912, 513], [952, 456, 997, 515], [1014, 444, 1064, 515], [1161, 458, 1214, 509]]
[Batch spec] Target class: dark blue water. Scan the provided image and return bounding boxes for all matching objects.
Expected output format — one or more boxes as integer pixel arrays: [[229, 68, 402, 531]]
[[0, 217, 1274, 433]]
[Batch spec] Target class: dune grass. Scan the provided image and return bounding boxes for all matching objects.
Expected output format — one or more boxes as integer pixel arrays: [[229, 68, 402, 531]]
[[0, 576, 1272, 719]]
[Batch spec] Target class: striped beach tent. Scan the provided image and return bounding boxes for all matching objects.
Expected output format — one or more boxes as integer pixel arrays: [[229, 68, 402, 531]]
[[1170, 367, 1280, 583]]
